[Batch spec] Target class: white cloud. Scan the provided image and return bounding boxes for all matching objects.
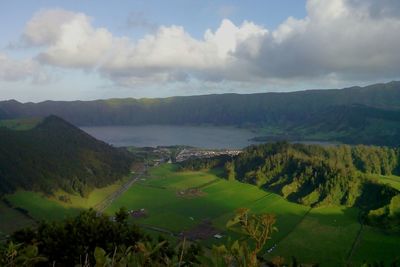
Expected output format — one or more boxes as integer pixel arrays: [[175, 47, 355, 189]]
[[23, 9, 78, 46], [0, 53, 49, 83], [15, 0, 400, 88]]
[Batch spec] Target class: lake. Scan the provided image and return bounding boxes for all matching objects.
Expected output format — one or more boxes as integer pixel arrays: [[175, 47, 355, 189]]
[[81, 125, 260, 149]]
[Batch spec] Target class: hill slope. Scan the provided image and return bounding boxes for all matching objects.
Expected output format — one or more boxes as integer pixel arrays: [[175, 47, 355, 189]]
[[1, 81, 400, 146], [0, 116, 134, 195]]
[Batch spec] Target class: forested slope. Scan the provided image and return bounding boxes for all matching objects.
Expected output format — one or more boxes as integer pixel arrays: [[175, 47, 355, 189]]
[[0, 115, 134, 196]]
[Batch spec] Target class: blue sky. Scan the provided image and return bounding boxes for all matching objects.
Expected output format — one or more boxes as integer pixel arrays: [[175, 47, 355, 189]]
[[0, 0, 399, 102]]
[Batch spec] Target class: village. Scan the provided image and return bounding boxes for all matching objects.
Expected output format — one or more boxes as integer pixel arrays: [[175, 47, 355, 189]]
[[174, 148, 242, 162]]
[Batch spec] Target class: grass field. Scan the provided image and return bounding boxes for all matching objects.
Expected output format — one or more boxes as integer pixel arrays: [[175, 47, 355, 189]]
[[3, 164, 400, 266], [268, 206, 361, 267], [106, 164, 400, 266], [106, 164, 310, 240], [350, 226, 400, 265], [5, 191, 81, 221], [4, 178, 129, 222]]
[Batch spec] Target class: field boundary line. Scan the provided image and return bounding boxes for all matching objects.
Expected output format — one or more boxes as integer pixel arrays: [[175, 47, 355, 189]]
[[345, 210, 364, 264], [195, 178, 221, 189], [210, 192, 273, 226], [263, 206, 313, 254]]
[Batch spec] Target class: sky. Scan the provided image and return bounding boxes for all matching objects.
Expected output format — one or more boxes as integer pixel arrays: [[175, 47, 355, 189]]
[[1, 0, 400, 102]]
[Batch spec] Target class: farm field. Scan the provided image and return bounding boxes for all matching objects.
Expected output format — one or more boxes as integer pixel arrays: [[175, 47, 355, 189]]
[[5, 191, 81, 221], [268, 206, 361, 267], [3, 163, 400, 266], [106, 164, 400, 266], [106, 164, 310, 239], [350, 226, 400, 265]]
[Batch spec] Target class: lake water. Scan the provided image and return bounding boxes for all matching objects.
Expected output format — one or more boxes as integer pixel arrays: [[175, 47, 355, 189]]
[[81, 125, 260, 149]]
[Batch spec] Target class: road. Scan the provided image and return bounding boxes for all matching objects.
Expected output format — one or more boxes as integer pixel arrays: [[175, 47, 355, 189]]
[[94, 165, 147, 213]]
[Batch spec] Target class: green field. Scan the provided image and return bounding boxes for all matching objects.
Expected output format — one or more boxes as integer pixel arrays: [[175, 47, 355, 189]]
[[350, 226, 400, 265], [269, 206, 361, 266], [3, 164, 400, 266], [5, 191, 81, 221], [3, 178, 129, 222], [106, 165, 310, 239], [106, 164, 400, 266]]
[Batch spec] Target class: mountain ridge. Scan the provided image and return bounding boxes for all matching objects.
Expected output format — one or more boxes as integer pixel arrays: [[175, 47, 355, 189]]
[[1, 81, 400, 146]]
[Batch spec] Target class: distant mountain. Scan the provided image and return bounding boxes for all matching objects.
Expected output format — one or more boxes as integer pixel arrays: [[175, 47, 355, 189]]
[[0, 115, 134, 195], [1, 81, 400, 146]]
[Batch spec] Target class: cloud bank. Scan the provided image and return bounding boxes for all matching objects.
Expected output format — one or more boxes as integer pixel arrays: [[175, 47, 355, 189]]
[[3, 0, 400, 89]]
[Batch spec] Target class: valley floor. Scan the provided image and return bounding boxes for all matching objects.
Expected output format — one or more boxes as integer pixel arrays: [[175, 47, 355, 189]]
[[2, 164, 400, 266]]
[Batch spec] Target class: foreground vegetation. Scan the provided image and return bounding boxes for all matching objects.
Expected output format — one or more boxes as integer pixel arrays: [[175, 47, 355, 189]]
[[1, 208, 303, 267]]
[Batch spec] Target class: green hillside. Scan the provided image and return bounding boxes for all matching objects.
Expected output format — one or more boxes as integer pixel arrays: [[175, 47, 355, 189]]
[[0, 115, 134, 196]]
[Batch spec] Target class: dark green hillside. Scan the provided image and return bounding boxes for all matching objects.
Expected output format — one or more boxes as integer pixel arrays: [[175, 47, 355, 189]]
[[0, 116, 134, 196], [1, 81, 400, 146], [290, 104, 400, 146], [230, 143, 400, 206]]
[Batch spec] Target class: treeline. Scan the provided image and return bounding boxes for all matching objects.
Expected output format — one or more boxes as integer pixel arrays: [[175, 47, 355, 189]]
[[177, 155, 233, 172], [0, 115, 134, 196]]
